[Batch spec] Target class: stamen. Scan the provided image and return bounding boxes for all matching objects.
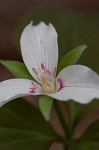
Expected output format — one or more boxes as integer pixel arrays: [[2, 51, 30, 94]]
[[32, 65, 57, 94], [41, 75, 56, 94], [32, 68, 41, 81], [53, 67, 56, 77], [52, 67, 56, 82]]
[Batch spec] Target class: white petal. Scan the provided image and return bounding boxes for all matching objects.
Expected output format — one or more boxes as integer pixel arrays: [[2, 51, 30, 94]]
[[20, 21, 58, 83], [0, 79, 42, 106], [48, 65, 99, 104]]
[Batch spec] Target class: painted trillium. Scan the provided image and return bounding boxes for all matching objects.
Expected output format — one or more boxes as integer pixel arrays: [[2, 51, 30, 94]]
[[0, 21, 99, 107]]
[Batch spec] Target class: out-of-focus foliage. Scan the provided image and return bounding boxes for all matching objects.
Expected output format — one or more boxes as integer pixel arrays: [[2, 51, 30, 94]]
[[66, 99, 99, 129], [78, 121, 99, 150], [70, 121, 99, 150], [0, 99, 58, 150]]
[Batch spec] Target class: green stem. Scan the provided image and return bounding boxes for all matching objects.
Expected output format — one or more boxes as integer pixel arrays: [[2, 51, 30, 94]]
[[53, 100, 70, 139]]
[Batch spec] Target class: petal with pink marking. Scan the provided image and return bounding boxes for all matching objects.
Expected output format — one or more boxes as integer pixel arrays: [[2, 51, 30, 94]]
[[20, 21, 58, 83], [0, 79, 42, 107], [48, 65, 99, 104]]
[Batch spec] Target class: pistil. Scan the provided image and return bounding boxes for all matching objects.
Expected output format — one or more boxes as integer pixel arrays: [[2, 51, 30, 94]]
[[41, 75, 56, 94]]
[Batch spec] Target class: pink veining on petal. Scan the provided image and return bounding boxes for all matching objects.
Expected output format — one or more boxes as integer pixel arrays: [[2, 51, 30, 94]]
[[29, 87, 36, 93], [57, 78, 65, 92], [29, 82, 36, 93], [41, 63, 45, 70]]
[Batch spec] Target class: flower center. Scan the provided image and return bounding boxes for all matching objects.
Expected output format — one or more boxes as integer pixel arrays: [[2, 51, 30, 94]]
[[41, 75, 56, 94], [32, 64, 57, 94]]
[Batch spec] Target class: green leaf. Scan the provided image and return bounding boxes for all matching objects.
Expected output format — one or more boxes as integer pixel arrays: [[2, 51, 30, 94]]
[[72, 121, 99, 150], [0, 60, 33, 80], [63, 120, 99, 150], [66, 99, 99, 129], [0, 99, 58, 150], [39, 96, 53, 121], [57, 44, 87, 73]]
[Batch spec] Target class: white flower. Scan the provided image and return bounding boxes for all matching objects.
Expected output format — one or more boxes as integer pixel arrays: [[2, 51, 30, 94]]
[[0, 21, 99, 106]]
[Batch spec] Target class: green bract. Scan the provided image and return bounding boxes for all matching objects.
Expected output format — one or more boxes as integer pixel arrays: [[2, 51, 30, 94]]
[[0, 60, 33, 80], [57, 44, 87, 73], [39, 96, 53, 121]]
